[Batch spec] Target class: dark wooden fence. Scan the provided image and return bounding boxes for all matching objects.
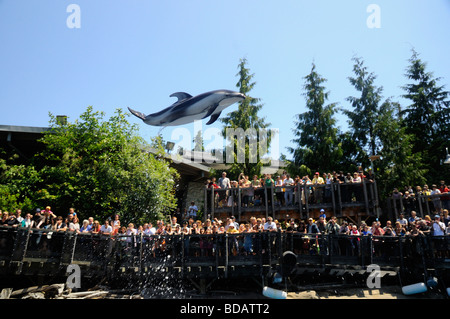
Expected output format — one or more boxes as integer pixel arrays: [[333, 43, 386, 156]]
[[1, 225, 448, 283], [386, 193, 450, 220], [205, 181, 380, 222]]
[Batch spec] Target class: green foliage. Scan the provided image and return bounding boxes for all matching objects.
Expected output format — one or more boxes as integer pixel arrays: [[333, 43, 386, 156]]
[[0, 106, 178, 225], [341, 56, 386, 167], [0, 155, 42, 212], [337, 56, 429, 198], [41, 107, 179, 224], [192, 130, 205, 152], [373, 101, 427, 197], [400, 49, 450, 182], [335, 131, 360, 174], [288, 63, 343, 174], [287, 54, 438, 199], [220, 58, 271, 179]]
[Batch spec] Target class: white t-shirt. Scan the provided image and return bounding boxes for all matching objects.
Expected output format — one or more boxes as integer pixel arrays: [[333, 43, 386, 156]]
[[431, 189, 441, 195], [397, 218, 408, 226], [264, 221, 277, 231], [126, 228, 137, 236], [126, 228, 137, 243], [432, 221, 445, 236], [100, 225, 112, 234], [431, 189, 441, 202], [69, 222, 80, 231], [188, 205, 198, 217], [218, 177, 231, 189], [284, 178, 294, 187]]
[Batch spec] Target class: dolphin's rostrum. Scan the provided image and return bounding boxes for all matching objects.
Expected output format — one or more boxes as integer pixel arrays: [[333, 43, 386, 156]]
[[128, 89, 246, 126]]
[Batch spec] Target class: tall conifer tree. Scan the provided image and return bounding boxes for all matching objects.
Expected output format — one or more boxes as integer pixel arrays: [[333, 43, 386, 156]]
[[342, 56, 385, 168], [220, 58, 271, 179], [401, 49, 450, 181], [288, 63, 342, 174]]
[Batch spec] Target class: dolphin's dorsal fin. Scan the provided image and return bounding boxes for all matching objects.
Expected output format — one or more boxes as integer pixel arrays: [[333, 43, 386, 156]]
[[170, 92, 192, 102]]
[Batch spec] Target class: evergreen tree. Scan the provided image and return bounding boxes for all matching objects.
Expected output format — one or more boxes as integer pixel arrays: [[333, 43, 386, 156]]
[[401, 49, 450, 181], [288, 63, 342, 174], [192, 130, 205, 152], [335, 131, 360, 174], [220, 58, 271, 179], [374, 101, 427, 197], [342, 56, 385, 168]]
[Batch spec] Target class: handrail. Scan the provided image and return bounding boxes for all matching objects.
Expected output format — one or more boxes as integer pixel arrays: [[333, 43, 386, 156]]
[[1, 226, 447, 275], [204, 180, 379, 220], [387, 192, 450, 220]]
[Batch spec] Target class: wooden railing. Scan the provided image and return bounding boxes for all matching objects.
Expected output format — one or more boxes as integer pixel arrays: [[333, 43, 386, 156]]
[[1, 225, 447, 279], [205, 180, 380, 221], [387, 192, 450, 220]]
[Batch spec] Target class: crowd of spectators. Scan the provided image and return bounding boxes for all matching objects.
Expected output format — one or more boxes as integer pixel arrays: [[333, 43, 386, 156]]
[[391, 180, 450, 215], [205, 169, 376, 209], [0, 175, 448, 259], [1, 202, 449, 259]]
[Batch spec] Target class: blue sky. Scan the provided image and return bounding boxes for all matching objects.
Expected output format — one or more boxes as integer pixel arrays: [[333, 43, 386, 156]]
[[1, 0, 449, 159]]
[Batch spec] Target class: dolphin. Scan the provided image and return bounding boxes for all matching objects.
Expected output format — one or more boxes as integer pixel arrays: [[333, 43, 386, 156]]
[[128, 89, 246, 126]]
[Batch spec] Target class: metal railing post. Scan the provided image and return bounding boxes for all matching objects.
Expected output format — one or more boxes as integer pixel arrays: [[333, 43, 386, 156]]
[[264, 186, 269, 219], [225, 233, 229, 278]]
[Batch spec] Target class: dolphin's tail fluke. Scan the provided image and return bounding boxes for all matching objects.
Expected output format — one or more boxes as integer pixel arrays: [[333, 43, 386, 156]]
[[128, 107, 147, 121]]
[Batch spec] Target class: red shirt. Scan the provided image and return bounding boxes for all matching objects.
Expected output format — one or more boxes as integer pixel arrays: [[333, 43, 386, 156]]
[[440, 186, 450, 200], [372, 227, 385, 236], [439, 186, 449, 193]]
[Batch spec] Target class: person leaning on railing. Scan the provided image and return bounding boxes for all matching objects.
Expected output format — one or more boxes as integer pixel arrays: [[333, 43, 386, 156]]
[[443, 209, 450, 227], [21, 213, 34, 228], [218, 172, 231, 207], [431, 214, 446, 258], [53, 216, 67, 232], [283, 174, 294, 206], [430, 184, 442, 212], [325, 216, 340, 235], [4, 213, 20, 228]]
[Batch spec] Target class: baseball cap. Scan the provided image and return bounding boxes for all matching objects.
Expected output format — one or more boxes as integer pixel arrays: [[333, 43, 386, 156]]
[[320, 209, 325, 212]]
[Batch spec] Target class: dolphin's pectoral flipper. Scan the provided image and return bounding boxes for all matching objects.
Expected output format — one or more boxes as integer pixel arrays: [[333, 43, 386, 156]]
[[202, 103, 221, 124], [128, 107, 147, 121], [202, 103, 219, 120], [206, 111, 222, 125], [170, 92, 192, 102]]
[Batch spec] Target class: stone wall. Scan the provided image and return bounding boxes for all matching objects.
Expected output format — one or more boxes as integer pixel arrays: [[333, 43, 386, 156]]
[[182, 181, 207, 219]]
